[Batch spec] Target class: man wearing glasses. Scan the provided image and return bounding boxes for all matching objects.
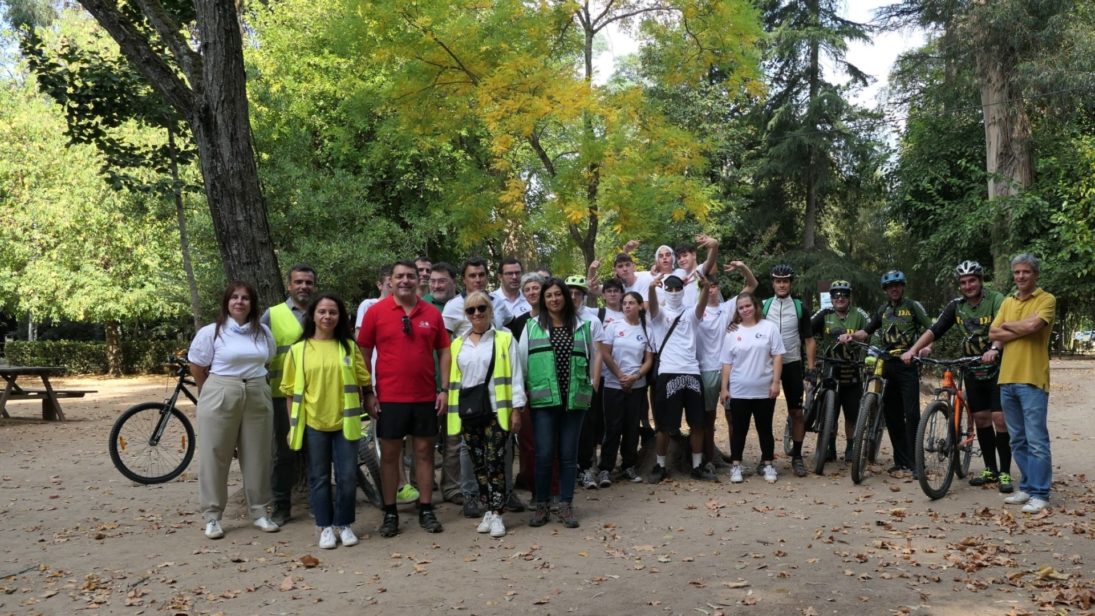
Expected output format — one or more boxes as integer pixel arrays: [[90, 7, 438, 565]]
[[358, 260, 451, 537], [810, 281, 870, 461], [491, 257, 531, 319], [442, 257, 512, 338]]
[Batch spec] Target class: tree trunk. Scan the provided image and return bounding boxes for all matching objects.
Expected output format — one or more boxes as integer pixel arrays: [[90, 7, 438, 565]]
[[167, 125, 202, 331], [977, 49, 1033, 288], [802, 0, 821, 251], [104, 321, 122, 376]]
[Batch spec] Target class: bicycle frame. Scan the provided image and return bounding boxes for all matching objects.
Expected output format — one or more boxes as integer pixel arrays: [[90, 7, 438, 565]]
[[151, 359, 197, 446]]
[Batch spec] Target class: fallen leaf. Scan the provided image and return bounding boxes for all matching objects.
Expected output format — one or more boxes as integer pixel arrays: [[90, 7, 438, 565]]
[[300, 555, 319, 569], [279, 576, 294, 592]]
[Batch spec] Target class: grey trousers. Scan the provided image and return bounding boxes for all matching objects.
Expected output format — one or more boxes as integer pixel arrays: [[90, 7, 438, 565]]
[[197, 375, 273, 522]]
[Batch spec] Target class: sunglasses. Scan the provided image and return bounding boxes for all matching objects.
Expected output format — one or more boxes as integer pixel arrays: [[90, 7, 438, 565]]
[[464, 304, 489, 315], [831, 292, 850, 299], [402, 315, 412, 335]]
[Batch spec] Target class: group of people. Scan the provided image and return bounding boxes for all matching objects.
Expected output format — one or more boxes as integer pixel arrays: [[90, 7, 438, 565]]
[[186, 238, 1057, 549]]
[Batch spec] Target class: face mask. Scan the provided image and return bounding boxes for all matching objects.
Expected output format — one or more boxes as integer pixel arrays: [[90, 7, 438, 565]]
[[665, 290, 683, 311]]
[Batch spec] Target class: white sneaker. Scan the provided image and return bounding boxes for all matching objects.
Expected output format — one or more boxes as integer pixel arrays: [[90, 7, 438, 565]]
[[338, 526, 359, 546], [477, 511, 495, 533], [763, 463, 778, 484], [488, 515, 506, 538], [1021, 498, 1048, 514], [1004, 490, 1032, 505], [730, 464, 744, 484], [318, 526, 337, 549], [253, 516, 280, 533], [203, 519, 224, 539]]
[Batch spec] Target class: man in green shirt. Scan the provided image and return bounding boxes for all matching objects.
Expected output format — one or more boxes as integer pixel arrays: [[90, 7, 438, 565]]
[[811, 280, 870, 461]]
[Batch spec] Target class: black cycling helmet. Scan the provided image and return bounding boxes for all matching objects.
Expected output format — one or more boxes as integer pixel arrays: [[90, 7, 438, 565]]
[[880, 270, 906, 287], [829, 280, 852, 294], [770, 264, 795, 279], [954, 260, 984, 279]]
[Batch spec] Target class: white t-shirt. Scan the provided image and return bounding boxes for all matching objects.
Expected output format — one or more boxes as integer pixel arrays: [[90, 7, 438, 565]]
[[649, 308, 700, 375], [442, 293, 511, 338], [696, 298, 738, 372], [188, 321, 276, 379], [720, 320, 786, 399], [599, 307, 626, 328], [764, 295, 803, 363], [623, 271, 653, 299], [491, 288, 532, 318], [601, 321, 654, 389]]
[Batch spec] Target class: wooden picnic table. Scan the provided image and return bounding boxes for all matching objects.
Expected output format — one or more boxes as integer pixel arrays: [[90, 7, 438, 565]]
[[0, 366, 96, 421]]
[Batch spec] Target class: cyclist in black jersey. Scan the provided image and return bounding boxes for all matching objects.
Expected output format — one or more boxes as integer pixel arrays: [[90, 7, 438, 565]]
[[811, 280, 870, 461], [901, 261, 1012, 493]]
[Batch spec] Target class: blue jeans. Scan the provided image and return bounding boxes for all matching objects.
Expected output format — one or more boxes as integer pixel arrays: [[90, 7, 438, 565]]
[[1000, 384, 1052, 500], [532, 406, 586, 504], [305, 427, 359, 527]]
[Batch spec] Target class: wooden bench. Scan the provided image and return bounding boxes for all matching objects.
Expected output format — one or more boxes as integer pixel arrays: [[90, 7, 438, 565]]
[[0, 367, 95, 421], [2, 389, 97, 420]]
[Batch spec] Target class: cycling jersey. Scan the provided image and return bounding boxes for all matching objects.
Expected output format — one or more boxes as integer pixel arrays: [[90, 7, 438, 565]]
[[810, 306, 870, 383], [929, 290, 1005, 381], [864, 298, 933, 356]]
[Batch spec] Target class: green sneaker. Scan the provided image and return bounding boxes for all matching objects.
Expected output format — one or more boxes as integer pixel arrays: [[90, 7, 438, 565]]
[[396, 483, 420, 504], [969, 469, 998, 487], [997, 472, 1014, 494]]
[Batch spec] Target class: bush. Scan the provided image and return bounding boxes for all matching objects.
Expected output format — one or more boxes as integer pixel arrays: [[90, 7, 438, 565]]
[[5, 340, 186, 375]]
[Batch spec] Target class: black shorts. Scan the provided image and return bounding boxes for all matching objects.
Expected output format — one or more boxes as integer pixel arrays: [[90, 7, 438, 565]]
[[654, 373, 705, 433], [964, 375, 1001, 413], [376, 402, 440, 440], [781, 361, 805, 410]]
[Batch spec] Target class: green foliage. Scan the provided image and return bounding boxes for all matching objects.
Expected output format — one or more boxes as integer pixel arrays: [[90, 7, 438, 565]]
[[5, 339, 183, 374]]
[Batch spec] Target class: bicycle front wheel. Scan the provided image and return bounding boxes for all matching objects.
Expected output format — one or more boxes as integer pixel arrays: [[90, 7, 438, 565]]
[[850, 392, 879, 484], [356, 422, 383, 507], [954, 403, 974, 479], [916, 401, 956, 500], [813, 389, 837, 475], [109, 403, 195, 484], [783, 414, 794, 457]]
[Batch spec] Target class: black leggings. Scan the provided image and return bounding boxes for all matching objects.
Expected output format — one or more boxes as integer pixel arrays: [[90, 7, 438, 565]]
[[728, 398, 776, 462], [600, 386, 647, 472], [882, 361, 920, 469]]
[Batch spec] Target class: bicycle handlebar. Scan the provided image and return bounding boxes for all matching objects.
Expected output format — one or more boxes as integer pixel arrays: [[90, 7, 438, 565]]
[[914, 356, 984, 367]]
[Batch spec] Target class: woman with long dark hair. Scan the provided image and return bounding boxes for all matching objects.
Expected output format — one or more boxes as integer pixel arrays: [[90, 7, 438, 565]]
[[280, 293, 372, 549], [597, 291, 653, 484], [518, 277, 602, 528], [188, 282, 278, 539]]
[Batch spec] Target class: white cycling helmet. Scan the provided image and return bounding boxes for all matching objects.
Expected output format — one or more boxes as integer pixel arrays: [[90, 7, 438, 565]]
[[954, 260, 983, 278]]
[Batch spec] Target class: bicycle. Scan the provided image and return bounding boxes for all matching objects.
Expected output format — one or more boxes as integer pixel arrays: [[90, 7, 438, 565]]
[[355, 416, 383, 507], [807, 356, 862, 475], [848, 342, 889, 484], [109, 356, 197, 484], [913, 355, 983, 500]]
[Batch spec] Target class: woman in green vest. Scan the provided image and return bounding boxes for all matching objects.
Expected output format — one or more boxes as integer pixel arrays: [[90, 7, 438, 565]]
[[518, 277, 601, 529], [447, 291, 526, 538], [280, 293, 372, 550]]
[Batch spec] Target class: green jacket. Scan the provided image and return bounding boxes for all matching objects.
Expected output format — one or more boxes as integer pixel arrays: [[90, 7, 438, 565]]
[[523, 319, 593, 410]]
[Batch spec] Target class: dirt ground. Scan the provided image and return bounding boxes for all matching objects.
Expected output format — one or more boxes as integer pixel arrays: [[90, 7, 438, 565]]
[[1, 359, 1092, 615]]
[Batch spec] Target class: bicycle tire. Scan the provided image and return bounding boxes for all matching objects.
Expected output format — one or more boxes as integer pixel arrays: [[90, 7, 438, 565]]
[[783, 415, 793, 457], [916, 401, 956, 500], [813, 389, 837, 475], [850, 392, 878, 484], [109, 402, 195, 484], [868, 402, 886, 464], [954, 403, 974, 479], [356, 424, 383, 507]]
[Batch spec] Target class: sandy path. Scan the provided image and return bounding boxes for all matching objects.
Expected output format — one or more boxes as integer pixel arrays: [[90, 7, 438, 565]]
[[0, 360, 1092, 615]]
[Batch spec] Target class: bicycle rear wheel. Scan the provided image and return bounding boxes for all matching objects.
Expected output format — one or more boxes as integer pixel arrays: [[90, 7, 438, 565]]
[[356, 422, 383, 507], [783, 415, 793, 457], [850, 392, 878, 484], [109, 403, 195, 484], [813, 389, 837, 475], [916, 401, 957, 500]]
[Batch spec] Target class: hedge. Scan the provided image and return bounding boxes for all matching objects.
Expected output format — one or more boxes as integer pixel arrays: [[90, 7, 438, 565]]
[[4, 340, 187, 375]]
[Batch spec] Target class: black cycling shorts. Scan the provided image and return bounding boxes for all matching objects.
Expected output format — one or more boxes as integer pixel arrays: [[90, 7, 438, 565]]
[[963, 375, 1001, 414], [654, 373, 705, 433], [781, 361, 805, 410], [376, 402, 440, 440]]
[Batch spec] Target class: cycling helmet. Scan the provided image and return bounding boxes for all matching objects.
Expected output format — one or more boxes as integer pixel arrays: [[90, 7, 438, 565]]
[[770, 264, 795, 279], [880, 270, 906, 287], [954, 260, 984, 279], [829, 280, 852, 294], [564, 274, 588, 292]]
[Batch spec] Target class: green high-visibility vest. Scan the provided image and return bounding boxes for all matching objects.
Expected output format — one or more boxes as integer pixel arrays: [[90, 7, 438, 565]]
[[268, 302, 303, 398], [447, 330, 515, 434], [287, 340, 363, 450], [525, 319, 593, 410]]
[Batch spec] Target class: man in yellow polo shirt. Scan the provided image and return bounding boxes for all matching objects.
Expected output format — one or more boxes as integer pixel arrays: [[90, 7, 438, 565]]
[[989, 253, 1055, 514]]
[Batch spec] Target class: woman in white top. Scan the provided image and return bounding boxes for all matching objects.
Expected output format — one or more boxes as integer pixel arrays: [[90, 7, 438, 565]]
[[719, 292, 786, 484], [597, 291, 653, 484], [447, 292, 527, 538], [188, 282, 278, 539]]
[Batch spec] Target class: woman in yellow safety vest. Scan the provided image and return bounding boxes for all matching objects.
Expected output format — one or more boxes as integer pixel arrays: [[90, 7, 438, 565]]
[[517, 277, 602, 529], [446, 291, 526, 538], [280, 293, 372, 550]]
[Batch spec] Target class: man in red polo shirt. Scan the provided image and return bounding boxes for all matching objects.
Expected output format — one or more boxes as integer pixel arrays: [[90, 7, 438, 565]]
[[358, 260, 451, 537]]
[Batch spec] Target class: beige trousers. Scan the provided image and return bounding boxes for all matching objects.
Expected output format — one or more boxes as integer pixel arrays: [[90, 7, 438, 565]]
[[197, 375, 273, 521]]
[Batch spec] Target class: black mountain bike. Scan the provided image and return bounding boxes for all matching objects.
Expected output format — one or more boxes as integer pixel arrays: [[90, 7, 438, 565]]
[[848, 342, 889, 484], [109, 356, 197, 484], [807, 356, 861, 475]]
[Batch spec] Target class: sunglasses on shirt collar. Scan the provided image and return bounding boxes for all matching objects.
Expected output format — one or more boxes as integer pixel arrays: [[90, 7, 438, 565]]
[[402, 315, 412, 335]]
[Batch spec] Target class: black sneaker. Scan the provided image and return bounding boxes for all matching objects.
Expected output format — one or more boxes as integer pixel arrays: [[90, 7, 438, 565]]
[[529, 503, 550, 527], [791, 457, 807, 477], [997, 473, 1015, 494], [418, 509, 444, 533], [379, 512, 399, 538], [648, 464, 668, 484], [462, 497, 481, 519], [969, 469, 998, 486], [843, 442, 854, 462], [690, 463, 718, 481], [505, 492, 526, 513], [270, 505, 291, 527], [557, 503, 579, 528]]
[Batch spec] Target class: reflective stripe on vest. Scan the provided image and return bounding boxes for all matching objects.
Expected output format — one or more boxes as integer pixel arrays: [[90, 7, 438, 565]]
[[446, 330, 514, 435], [268, 303, 303, 395], [287, 340, 363, 450], [524, 320, 593, 411]]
